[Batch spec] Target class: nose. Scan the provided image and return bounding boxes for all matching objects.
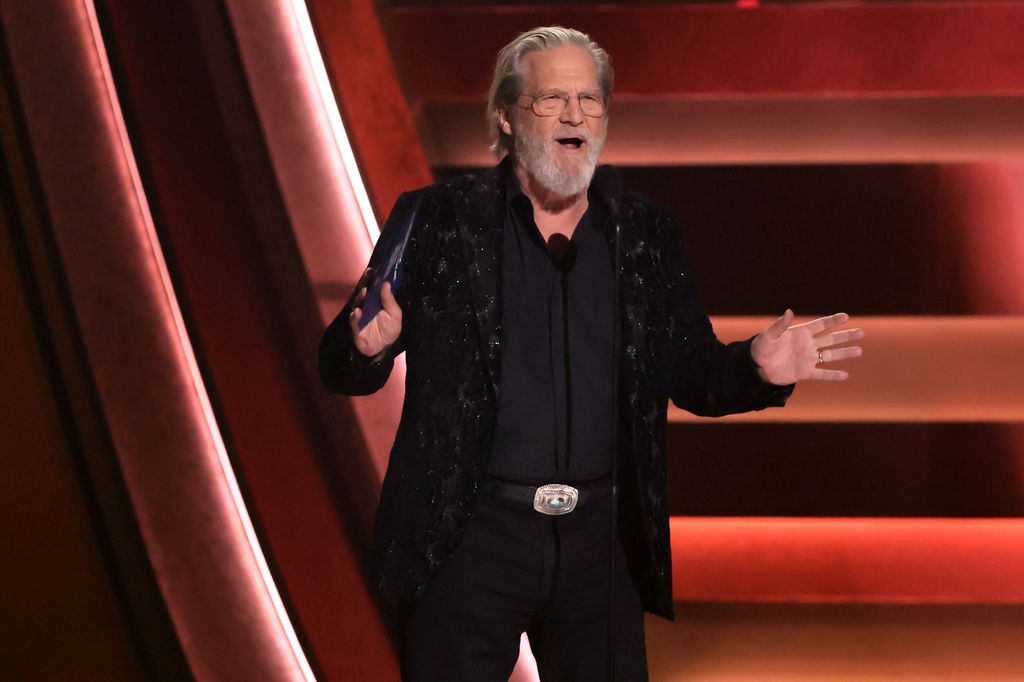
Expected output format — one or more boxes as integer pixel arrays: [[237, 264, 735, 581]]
[[559, 96, 584, 125]]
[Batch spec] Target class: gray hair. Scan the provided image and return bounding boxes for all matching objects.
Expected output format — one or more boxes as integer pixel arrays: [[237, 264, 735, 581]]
[[487, 26, 614, 157]]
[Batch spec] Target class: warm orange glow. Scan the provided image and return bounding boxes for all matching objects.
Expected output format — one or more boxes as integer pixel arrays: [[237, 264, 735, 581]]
[[225, 0, 405, 480], [421, 98, 1024, 168], [671, 517, 1024, 603], [940, 164, 1024, 313], [83, 1, 315, 678], [671, 316, 1024, 423], [287, 0, 379, 243], [2, 0, 316, 676]]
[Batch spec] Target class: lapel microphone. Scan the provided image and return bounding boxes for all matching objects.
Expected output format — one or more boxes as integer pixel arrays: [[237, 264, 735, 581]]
[[546, 233, 578, 274]]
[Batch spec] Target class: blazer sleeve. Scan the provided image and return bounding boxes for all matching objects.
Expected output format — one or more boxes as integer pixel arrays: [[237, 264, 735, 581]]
[[658, 207, 794, 417], [318, 191, 418, 396]]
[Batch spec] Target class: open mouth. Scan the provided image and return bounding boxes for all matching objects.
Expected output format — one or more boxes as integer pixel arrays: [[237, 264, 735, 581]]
[[556, 137, 584, 149]]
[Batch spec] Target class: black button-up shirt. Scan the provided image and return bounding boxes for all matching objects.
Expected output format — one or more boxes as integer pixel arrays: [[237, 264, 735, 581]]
[[487, 172, 615, 483]]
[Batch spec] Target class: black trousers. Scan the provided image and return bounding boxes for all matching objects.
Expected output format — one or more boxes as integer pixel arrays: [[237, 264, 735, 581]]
[[398, 488, 648, 681]]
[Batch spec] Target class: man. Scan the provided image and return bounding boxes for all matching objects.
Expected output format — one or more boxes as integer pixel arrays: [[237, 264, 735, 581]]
[[320, 26, 863, 681]]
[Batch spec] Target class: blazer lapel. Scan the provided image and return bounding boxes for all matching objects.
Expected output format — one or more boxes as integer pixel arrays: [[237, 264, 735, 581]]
[[454, 162, 507, 403], [594, 190, 644, 441]]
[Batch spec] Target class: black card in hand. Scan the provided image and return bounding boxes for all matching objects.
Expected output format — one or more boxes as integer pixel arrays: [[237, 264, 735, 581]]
[[357, 195, 419, 330]]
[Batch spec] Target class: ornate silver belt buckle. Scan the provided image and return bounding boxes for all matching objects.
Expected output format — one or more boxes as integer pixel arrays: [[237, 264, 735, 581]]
[[533, 484, 579, 515]]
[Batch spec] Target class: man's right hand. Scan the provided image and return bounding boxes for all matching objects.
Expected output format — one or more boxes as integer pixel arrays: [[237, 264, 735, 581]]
[[349, 273, 403, 359]]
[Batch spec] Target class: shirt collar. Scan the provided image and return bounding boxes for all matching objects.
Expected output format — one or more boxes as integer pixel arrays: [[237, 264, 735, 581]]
[[504, 157, 528, 205]]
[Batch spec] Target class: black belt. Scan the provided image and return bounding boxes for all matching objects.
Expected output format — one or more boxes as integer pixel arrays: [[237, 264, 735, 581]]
[[483, 476, 610, 516]]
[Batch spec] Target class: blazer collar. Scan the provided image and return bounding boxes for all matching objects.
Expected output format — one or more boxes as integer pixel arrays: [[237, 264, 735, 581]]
[[455, 157, 510, 402]]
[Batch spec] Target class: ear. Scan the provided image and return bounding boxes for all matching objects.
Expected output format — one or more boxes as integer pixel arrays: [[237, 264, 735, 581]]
[[496, 103, 513, 136]]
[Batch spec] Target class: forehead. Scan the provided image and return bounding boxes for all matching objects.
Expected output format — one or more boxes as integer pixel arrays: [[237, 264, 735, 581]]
[[519, 45, 599, 91]]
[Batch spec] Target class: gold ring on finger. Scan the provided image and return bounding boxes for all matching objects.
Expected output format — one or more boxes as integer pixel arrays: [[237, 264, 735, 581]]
[[818, 350, 824, 364]]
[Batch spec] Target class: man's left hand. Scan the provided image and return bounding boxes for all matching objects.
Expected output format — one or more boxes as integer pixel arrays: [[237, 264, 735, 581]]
[[751, 310, 864, 385]]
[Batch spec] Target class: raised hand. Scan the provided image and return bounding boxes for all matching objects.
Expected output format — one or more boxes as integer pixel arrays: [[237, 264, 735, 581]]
[[348, 272, 403, 359], [750, 310, 864, 385]]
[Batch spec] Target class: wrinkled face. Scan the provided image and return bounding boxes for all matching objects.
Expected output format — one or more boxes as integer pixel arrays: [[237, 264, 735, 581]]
[[499, 45, 608, 196]]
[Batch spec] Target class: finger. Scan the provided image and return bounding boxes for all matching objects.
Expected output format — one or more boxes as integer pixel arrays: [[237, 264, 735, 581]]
[[348, 306, 362, 337], [380, 281, 402, 319], [817, 328, 865, 349], [804, 312, 850, 335], [818, 346, 863, 363], [810, 368, 849, 381], [353, 286, 368, 307], [355, 267, 374, 289], [764, 309, 794, 340]]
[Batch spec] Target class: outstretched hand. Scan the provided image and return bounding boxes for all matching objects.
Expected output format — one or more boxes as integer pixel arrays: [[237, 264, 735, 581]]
[[348, 272, 403, 359], [750, 310, 864, 385]]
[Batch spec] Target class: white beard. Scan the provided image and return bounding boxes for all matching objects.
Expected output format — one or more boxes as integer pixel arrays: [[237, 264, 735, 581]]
[[513, 128, 605, 197]]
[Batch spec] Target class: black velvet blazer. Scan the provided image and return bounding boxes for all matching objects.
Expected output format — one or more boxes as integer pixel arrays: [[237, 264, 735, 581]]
[[319, 160, 791, 619]]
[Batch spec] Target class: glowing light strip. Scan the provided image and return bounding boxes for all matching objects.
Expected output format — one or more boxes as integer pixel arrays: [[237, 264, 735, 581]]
[[670, 516, 1024, 603], [287, 0, 380, 243], [82, 1, 316, 679]]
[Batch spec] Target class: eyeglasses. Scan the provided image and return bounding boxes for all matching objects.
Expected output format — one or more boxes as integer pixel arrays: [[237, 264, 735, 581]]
[[517, 91, 607, 118]]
